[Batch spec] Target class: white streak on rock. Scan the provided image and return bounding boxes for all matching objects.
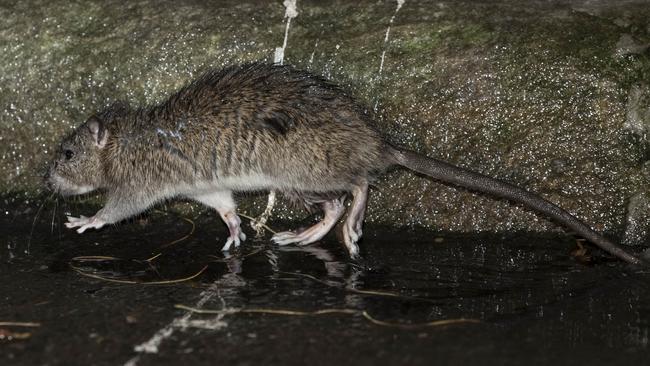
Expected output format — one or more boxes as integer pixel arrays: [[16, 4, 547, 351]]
[[274, 0, 299, 65], [378, 0, 405, 75], [268, 1, 300, 221], [251, 190, 276, 236], [309, 40, 319, 65]]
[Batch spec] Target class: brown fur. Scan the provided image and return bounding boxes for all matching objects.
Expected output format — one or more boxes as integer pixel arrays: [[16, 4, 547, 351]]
[[47, 63, 390, 233], [46, 62, 645, 265], [109, 63, 385, 191]]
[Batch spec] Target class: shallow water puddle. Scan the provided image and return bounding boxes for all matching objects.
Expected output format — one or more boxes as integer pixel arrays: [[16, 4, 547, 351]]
[[1, 201, 649, 365]]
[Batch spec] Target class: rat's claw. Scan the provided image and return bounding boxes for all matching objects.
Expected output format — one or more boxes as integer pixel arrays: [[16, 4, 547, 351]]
[[271, 231, 299, 246], [221, 236, 240, 252], [65, 215, 105, 233], [342, 225, 360, 259], [221, 238, 234, 252], [345, 223, 362, 244], [219, 211, 246, 252], [65, 215, 87, 228], [221, 231, 246, 252]]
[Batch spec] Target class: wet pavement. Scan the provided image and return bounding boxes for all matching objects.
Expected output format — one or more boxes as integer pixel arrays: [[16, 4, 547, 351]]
[[2, 198, 650, 366]]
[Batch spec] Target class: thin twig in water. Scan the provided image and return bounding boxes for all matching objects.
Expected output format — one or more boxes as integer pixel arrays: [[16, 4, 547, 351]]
[[71, 255, 121, 261], [175, 304, 357, 316], [0, 322, 41, 327], [207, 246, 266, 262], [143, 212, 196, 261], [360, 311, 480, 329], [0, 330, 33, 340], [68, 211, 200, 282], [174, 304, 480, 328], [159, 215, 196, 249], [278, 271, 435, 302], [146, 253, 162, 262], [70, 262, 208, 285]]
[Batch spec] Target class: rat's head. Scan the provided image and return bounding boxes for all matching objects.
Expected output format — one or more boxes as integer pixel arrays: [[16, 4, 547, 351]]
[[45, 116, 109, 196]]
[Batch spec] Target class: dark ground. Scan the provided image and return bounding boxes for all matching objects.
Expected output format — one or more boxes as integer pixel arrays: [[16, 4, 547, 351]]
[[1, 198, 649, 366]]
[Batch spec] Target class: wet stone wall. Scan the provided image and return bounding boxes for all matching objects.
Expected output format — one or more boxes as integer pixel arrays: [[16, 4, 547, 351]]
[[1, 0, 649, 240]]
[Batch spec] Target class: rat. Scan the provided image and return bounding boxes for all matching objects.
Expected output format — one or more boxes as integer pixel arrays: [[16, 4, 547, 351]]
[[45, 62, 645, 266]]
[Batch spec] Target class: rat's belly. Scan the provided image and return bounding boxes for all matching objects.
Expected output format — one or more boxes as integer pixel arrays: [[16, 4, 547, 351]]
[[175, 172, 352, 196]]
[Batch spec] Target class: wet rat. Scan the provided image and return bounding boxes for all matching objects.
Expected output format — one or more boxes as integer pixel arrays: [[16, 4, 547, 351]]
[[45, 62, 644, 265]]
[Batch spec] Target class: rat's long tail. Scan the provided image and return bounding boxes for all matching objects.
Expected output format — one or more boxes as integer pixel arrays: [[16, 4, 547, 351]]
[[391, 147, 644, 265]]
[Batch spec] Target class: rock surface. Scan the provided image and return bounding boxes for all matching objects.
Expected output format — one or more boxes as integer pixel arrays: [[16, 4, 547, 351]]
[[1, 0, 649, 238]]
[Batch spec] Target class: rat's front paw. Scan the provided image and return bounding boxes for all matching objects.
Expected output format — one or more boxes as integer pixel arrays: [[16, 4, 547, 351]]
[[65, 215, 106, 234]]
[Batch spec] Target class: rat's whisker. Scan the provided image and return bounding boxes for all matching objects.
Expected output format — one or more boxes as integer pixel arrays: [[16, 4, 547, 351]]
[[27, 192, 55, 254], [51, 194, 59, 235]]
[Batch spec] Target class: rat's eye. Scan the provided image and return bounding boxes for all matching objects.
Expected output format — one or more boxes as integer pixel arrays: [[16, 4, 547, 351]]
[[64, 149, 74, 160]]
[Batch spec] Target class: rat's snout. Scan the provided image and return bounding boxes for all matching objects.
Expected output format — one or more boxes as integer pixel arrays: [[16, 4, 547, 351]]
[[43, 167, 57, 192]]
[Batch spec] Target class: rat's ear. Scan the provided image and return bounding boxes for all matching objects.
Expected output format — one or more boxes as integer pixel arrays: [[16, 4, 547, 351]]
[[86, 116, 108, 148]]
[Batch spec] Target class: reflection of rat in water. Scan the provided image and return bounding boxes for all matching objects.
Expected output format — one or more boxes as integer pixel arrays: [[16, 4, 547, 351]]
[[45, 62, 644, 265]]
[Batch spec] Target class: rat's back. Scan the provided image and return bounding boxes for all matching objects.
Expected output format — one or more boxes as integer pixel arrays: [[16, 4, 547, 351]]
[[153, 63, 388, 194]]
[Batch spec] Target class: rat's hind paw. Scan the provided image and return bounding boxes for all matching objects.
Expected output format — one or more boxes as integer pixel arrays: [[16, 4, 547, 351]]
[[65, 215, 106, 233], [221, 231, 246, 252]]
